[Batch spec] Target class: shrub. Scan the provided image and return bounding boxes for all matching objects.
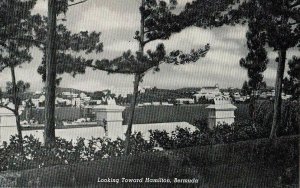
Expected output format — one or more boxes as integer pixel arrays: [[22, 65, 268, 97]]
[[253, 100, 299, 137], [0, 133, 154, 172], [150, 128, 204, 149]]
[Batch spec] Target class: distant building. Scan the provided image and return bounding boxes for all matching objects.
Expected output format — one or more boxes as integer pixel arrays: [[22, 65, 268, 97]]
[[233, 92, 241, 100], [79, 92, 87, 99], [175, 98, 194, 105], [282, 93, 292, 100], [152, 102, 160, 106], [56, 98, 72, 106], [1, 98, 9, 105], [266, 90, 275, 98], [82, 96, 91, 102], [32, 95, 45, 108], [260, 92, 268, 99], [62, 92, 71, 96], [161, 102, 173, 106], [35, 91, 42, 95], [62, 92, 78, 98], [138, 86, 152, 93], [194, 84, 222, 101], [71, 98, 82, 107], [89, 100, 102, 106]]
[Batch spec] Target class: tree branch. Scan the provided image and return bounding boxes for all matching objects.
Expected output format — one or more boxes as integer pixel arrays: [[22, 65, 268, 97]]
[[86, 64, 135, 74], [0, 64, 9, 72], [68, 0, 88, 7], [0, 103, 16, 114], [289, 0, 300, 8], [289, 22, 299, 26], [0, 41, 7, 48], [142, 62, 162, 74], [143, 39, 154, 46], [7, 37, 45, 46]]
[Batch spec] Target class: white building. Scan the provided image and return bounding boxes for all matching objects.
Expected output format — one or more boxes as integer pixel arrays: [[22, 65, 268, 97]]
[[194, 84, 222, 101], [32, 95, 45, 108], [56, 98, 72, 106], [71, 97, 82, 107], [1, 98, 9, 105], [62, 92, 78, 98], [206, 96, 237, 129], [161, 102, 173, 106], [81, 96, 91, 102], [233, 92, 242, 101], [175, 98, 194, 105], [0, 107, 16, 127], [79, 92, 87, 99], [152, 102, 161, 106]]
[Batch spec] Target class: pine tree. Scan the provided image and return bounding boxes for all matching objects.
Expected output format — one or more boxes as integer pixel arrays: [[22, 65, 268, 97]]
[[239, 18, 269, 119], [240, 19, 268, 95], [232, 0, 299, 139], [283, 56, 300, 100], [187, 0, 300, 138], [241, 81, 251, 96], [88, 0, 210, 154], [35, 0, 103, 146], [0, 0, 37, 144]]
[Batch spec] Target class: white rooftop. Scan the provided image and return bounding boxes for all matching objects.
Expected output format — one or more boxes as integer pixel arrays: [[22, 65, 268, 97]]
[[93, 105, 125, 111], [206, 96, 236, 110], [206, 104, 237, 110]]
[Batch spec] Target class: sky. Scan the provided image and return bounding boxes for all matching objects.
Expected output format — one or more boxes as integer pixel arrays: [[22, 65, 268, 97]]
[[0, 0, 298, 95]]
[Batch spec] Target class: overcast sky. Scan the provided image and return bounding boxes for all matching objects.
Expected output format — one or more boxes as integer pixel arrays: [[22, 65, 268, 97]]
[[0, 0, 298, 95]]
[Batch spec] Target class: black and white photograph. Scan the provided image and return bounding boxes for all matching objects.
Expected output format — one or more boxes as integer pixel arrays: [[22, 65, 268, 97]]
[[0, 0, 299, 187]]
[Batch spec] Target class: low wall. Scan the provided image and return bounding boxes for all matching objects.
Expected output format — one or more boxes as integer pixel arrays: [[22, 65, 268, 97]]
[[0, 126, 105, 144]]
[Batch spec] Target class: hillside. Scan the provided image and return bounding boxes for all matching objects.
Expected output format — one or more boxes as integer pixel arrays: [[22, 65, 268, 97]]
[[55, 87, 91, 95]]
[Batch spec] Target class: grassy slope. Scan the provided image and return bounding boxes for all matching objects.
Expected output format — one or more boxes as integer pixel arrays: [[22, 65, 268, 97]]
[[123, 103, 251, 124], [0, 135, 298, 187]]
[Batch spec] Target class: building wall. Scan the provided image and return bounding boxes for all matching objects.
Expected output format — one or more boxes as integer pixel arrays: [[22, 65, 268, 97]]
[[215, 110, 235, 119], [96, 112, 107, 124], [0, 127, 18, 143], [106, 111, 123, 122], [0, 116, 16, 127]]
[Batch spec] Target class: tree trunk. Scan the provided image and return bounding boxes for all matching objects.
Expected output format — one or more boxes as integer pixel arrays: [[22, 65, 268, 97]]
[[44, 0, 57, 146], [249, 94, 256, 119], [124, 0, 145, 155], [125, 74, 141, 154], [10, 66, 23, 144], [270, 49, 286, 139]]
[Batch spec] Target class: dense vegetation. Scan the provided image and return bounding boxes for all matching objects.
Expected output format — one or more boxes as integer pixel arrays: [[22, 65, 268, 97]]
[[0, 133, 298, 187]]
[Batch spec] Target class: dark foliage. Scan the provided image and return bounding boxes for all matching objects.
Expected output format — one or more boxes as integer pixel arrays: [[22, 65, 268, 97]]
[[283, 56, 300, 100], [0, 133, 154, 172], [34, 14, 103, 84]]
